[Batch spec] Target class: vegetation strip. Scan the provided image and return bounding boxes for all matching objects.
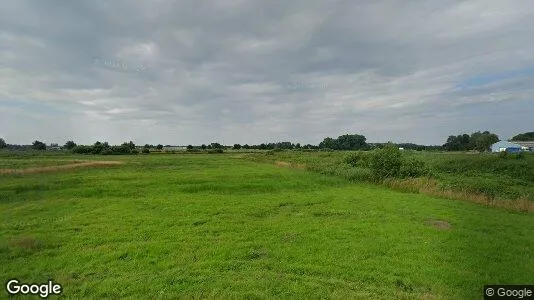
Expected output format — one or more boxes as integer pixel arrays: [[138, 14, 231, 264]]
[[247, 148, 534, 213]]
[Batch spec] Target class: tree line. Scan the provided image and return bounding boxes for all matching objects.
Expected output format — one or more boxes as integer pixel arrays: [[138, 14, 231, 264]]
[[0, 131, 531, 153], [442, 131, 499, 152]]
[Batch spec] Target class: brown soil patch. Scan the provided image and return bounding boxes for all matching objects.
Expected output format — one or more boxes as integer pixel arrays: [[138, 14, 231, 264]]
[[10, 236, 44, 250], [426, 219, 452, 230], [0, 161, 124, 175], [274, 161, 306, 169]]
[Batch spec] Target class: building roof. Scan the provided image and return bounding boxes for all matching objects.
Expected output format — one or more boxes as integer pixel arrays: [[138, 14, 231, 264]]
[[491, 141, 522, 149], [513, 141, 534, 147]]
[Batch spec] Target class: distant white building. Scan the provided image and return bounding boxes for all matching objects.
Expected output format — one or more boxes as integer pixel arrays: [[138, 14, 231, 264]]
[[47, 143, 62, 151], [514, 141, 534, 151], [163, 146, 186, 151], [490, 141, 522, 153]]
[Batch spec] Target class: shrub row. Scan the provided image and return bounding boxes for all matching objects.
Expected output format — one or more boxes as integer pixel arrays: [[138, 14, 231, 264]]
[[344, 145, 429, 180]]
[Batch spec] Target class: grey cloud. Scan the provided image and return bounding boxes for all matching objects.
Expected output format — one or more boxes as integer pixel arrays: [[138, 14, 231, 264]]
[[1, 0, 534, 145]]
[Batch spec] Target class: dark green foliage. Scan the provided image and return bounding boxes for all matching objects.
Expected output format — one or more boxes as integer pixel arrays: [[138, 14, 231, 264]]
[[111, 145, 132, 154], [210, 143, 223, 149], [511, 132, 534, 141], [72, 143, 137, 155], [369, 144, 403, 179], [233, 144, 242, 150], [319, 134, 367, 150], [344, 146, 429, 180], [72, 145, 93, 154], [91, 141, 107, 154], [443, 131, 499, 151], [344, 151, 372, 168], [0, 138, 7, 149], [399, 156, 429, 178], [64, 141, 76, 150], [432, 154, 533, 183], [101, 148, 113, 155], [187, 145, 194, 150], [469, 131, 499, 152], [123, 141, 136, 150], [156, 144, 164, 150], [32, 140, 46, 150], [142, 147, 150, 154]]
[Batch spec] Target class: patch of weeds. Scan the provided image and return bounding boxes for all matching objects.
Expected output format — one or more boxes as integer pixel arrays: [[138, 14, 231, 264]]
[[244, 248, 268, 260], [10, 236, 45, 251], [192, 220, 209, 226], [281, 232, 299, 243], [312, 210, 350, 217]]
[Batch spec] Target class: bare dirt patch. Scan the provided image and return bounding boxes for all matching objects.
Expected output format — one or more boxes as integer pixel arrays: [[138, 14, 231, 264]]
[[0, 161, 124, 175], [426, 219, 452, 230], [274, 161, 306, 169], [9, 236, 45, 251]]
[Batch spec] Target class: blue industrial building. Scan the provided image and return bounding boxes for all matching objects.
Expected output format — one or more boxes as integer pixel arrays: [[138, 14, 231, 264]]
[[490, 141, 523, 153]]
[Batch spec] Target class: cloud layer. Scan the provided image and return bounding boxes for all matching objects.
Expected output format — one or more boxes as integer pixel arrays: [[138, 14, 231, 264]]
[[1, 0, 533, 145]]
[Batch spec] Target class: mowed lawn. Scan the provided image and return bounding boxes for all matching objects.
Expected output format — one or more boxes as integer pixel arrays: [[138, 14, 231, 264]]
[[1, 154, 533, 299]]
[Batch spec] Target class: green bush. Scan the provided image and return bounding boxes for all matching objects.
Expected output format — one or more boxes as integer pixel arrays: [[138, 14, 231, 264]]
[[370, 145, 403, 179], [72, 145, 93, 154], [366, 145, 429, 180], [399, 156, 429, 178], [344, 151, 371, 168], [142, 148, 150, 154], [101, 148, 113, 155]]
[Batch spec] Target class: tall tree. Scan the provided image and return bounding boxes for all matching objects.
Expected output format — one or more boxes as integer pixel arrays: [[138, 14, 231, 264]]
[[319, 137, 337, 149], [444, 131, 499, 151], [0, 138, 6, 149], [319, 134, 367, 150], [32, 140, 46, 150], [64, 140, 77, 150], [470, 131, 499, 152]]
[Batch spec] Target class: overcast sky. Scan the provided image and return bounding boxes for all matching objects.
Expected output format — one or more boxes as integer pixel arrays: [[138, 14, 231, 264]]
[[1, 0, 533, 146]]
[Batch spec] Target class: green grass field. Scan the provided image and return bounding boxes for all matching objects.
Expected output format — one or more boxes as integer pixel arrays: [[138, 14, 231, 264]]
[[1, 154, 533, 299]]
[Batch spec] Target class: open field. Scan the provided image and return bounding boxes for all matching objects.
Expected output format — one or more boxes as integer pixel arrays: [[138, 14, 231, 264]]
[[1, 154, 533, 299]]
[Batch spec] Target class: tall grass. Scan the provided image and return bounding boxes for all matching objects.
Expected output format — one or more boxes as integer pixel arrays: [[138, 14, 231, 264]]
[[244, 150, 534, 212]]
